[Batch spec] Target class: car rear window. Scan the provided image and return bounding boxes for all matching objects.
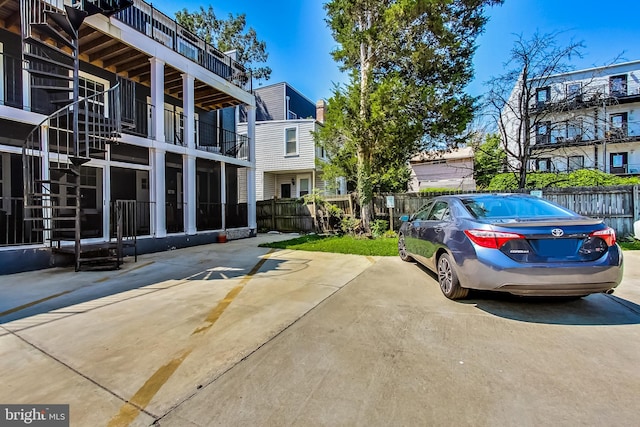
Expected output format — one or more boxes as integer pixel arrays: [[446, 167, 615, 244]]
[[461, 196, 575, 219]]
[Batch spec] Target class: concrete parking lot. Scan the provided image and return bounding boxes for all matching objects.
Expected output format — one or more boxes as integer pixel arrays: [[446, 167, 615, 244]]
[[1, 235, 640, 426]]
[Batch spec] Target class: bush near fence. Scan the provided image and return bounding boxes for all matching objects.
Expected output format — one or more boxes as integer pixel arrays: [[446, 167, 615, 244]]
[[256, 185, 640, 239]]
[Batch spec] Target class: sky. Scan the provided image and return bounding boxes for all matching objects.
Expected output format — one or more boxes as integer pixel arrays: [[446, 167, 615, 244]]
[[150, 0, 640, 103]]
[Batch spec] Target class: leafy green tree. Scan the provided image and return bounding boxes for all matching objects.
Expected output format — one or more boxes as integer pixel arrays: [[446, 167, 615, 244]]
[[320, 0, 502, 231], [473, 133, 506, 188], [175, 6, 271, 82]]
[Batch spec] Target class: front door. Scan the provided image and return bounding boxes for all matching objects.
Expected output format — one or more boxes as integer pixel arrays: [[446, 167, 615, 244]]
[[610, 152, 628, 174], [281, 183, 291, 198]]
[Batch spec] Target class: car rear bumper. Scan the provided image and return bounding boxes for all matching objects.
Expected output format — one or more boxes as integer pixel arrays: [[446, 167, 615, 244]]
[[453, 246, 623, 296]]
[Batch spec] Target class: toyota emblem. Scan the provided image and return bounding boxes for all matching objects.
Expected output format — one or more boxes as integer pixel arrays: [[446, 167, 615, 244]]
[[551, 228, 564, 237]]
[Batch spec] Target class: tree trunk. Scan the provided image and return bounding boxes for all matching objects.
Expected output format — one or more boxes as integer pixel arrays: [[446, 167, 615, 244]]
[[357, 10, 373, 233]]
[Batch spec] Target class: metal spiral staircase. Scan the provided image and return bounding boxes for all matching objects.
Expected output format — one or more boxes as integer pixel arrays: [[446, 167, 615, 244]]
[[21, 0, 132, 270]]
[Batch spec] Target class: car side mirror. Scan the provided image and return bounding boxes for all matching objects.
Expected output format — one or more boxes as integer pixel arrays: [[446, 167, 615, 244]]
[[400, 215, 410, 222]]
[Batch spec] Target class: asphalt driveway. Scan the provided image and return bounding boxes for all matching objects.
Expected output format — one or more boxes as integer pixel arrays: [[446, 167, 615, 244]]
[[1, 236, 640, 426]]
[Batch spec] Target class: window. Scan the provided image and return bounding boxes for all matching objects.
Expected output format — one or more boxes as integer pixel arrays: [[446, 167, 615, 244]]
[[536, 122, 551, 145], [610, 152, 628, 174], [567, 120, 583, 142], [284, 127, 298, 155], [610, 112, 628, 138], [413, 201, 435, 221], [427, 201, 450, 221], [536, 87, 550, 106], [298, 177, 310, 197], [609, 75, 627, 97], [566, 82, 582, 100], [568, 155, 584, 171], [537, 158, 551, 172], [76, 73, 109, 117]]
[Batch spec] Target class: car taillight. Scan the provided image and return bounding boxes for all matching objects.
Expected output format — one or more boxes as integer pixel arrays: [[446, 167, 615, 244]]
[[590, 227, 616, 246], [464, 229, 525, 249]]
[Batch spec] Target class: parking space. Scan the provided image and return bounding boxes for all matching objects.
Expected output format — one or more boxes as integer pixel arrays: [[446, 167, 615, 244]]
[[1, 238, 640, 426]]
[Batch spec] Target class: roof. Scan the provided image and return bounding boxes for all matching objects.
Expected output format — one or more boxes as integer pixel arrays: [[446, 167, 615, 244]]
[[410, 146, 474, 163]]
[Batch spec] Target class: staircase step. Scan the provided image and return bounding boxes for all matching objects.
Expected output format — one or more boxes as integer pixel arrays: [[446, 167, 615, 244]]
[[34, 179, 78, 186], [45, 10, 76, 38], [50, 167, 80, 175], [31, 85, 74, 93], [31, 23, 75, 49], [65, 5, 89, 31], [28, 68, 74, 81], [25, 37, 74, 60]]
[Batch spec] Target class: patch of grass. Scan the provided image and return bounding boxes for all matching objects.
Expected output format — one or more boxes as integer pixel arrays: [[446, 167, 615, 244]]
[[259, 234, 398, 256], [619, 239, 640, 250]]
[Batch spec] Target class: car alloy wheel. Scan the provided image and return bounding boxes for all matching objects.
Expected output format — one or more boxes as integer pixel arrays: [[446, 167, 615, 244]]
[[398, 234, 412, 262], [437, 253, 468, 300]]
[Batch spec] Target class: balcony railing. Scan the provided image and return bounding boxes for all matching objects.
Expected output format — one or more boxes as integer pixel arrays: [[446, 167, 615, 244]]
[[0, 197, 44, 246], [109, 200, 153, 237], [226, 203, 248, 228], [195, 119, 249, 160], [0, 53, 23, 109], [531, 81, 640, 112], [166, 201, 185, 233], [114, 0, 251, 92], [197, 202, 222, 231]]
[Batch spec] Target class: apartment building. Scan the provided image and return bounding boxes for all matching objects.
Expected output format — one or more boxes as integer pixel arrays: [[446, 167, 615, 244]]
[[0, 0, 257, 273], [502, 60, 640, 174]]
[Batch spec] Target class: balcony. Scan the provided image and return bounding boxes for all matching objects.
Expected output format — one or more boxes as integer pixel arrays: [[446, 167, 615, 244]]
[[114, 0, 251, 93]]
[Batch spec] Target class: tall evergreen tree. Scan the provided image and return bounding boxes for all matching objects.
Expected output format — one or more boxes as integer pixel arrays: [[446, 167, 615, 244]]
[[319, 0, 502, 231]]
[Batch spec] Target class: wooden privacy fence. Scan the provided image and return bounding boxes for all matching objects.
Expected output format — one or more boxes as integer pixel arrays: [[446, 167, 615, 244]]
[[256, 186, 640, 238]]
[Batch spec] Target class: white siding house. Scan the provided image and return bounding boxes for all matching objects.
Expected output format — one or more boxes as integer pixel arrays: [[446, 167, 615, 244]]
[[408, 147, 476, 191], [239, 83, 345, 200]]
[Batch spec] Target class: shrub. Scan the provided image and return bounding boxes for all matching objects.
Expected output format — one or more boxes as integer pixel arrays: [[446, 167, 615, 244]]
[[371, 219, 389, 237], [340, 216, 361, 235]]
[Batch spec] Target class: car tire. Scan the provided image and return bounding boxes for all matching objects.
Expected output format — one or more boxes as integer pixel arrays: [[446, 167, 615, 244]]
[[437, 253, 468, 300], [398, 233, 412, 262]]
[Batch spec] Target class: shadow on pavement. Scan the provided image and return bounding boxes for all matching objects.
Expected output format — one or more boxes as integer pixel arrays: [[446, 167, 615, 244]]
[[0, 250, 288, 325], [416, 263, 640, 326], [463, 291, 640, 326]]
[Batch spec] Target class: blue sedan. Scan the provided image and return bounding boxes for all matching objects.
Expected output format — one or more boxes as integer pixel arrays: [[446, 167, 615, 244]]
[[397, 194, 623, 299]]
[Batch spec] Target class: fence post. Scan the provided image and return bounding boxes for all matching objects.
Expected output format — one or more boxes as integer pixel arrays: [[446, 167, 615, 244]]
[[271, 197, 276, 230], [634, 185, 640, 225]]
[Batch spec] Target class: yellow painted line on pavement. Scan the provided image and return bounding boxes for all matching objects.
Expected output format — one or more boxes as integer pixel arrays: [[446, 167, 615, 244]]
[[108, 249, 276, 426], [0, 290, 72, 318], [107, 349, 192, 427], [192, 249, 275, 335]]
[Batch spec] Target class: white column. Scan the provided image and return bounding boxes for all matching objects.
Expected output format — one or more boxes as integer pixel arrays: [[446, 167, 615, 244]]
[[151, 147, 166, 237], [246, 105, 257, 231], [182, 73, 195, 149], [103, 163, 111, 240], [150, 58, 165, 143], [22, 67, 31, 112], [183, 154, 197, 234], [220, 162, 226, 230]]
